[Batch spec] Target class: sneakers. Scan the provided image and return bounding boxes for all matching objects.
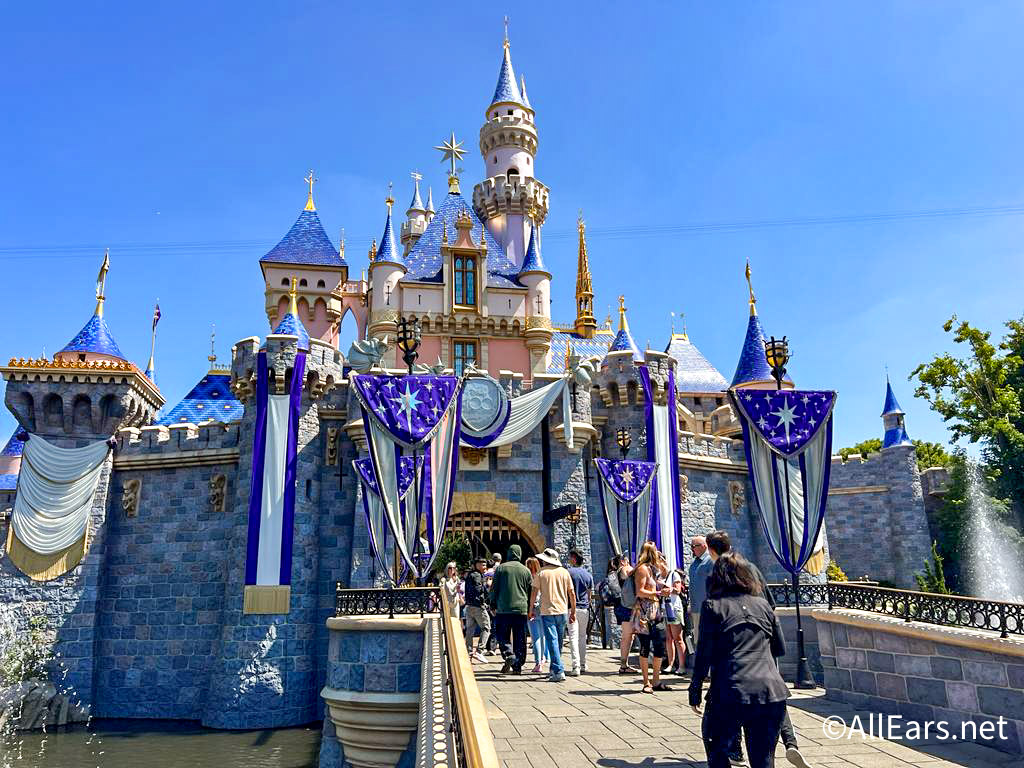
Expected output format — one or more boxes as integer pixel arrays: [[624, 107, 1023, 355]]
[[531, 663, 542, 674], [785, 746, 812, 768], [567, 668, 580, 677], [500, 660, 513, 674], [579, 666, 587, 674], [472, 651, 487, 664], [548, 673, 566, 682], [727, 756, 746, 767]]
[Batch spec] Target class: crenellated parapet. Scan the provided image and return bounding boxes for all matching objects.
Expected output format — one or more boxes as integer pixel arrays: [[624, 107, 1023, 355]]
[[230, 335, 342, 403], [113, 420, 241, 469], [472, 175, 549, 225]]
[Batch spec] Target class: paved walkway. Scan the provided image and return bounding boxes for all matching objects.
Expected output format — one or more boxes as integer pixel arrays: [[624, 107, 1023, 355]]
[[474, 646, 1020, 768]]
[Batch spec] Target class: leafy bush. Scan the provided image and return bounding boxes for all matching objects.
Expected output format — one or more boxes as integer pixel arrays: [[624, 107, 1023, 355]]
[[825, 559, 848, 582], [0, 614, 53, 685], [914, 541, 950, 594], [430, 533, 473, 577]]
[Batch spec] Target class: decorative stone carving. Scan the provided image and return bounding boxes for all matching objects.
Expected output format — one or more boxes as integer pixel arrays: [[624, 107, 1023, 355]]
[[728, 480, 745, 516], [325, 427, 339, 466], [680, 474, 689, 498], [209, 473, 227, 513], [460, 446, 488, 469], [122, 478, 141, 517]]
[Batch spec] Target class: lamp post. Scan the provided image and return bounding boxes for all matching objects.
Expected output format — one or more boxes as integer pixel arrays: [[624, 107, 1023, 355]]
[[615, 427, 631, 459], [764, 335, 815, 689], [396, 316, 422, 375]]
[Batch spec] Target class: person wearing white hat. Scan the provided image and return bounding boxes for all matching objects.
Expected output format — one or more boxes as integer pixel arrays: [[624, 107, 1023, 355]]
[[528, 548, 576, 682]]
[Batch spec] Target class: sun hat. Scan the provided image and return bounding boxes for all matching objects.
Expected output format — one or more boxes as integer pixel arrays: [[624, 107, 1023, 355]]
[[536, 548, 561, 567]]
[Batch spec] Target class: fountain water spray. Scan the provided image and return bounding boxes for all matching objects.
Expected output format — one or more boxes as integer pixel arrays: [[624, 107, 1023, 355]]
[[962, 462, 1024, 604]]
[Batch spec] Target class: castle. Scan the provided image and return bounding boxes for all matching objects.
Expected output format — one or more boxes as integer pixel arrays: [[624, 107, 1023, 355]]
[[0, 36, 933, 729]]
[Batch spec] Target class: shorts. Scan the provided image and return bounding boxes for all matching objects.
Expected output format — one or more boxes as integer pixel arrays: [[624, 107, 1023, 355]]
[[666, 617, 682, 626], [637, 627, 666, 659], [614, 605, 633, 625]]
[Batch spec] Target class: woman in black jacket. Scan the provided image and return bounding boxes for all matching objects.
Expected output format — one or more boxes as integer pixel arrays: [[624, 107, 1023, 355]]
[[688, 552, 789, 768]]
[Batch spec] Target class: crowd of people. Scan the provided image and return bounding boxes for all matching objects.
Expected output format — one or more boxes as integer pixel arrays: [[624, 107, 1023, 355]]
[[437, 531, 811, 768]]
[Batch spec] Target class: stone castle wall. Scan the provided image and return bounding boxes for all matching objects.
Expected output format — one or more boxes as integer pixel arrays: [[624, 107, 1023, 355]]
[[826, 445, 932, 587]]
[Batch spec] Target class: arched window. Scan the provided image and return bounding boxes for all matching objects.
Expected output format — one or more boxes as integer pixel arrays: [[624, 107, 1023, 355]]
[[453, 255, 476, 306], [281, 278, 289, 286], [299, 278, 308, 287], [317, 279, 326, 288], [506, 168, 519, 184]]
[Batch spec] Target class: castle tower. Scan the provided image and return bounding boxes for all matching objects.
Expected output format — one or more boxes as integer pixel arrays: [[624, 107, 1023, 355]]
[[473, 33, 549, 267], [259, 172, 349, 348], [605, 296, 642, 361], [366, 192, 406, 353], [400, 172, 428, 254], [881, 376, 912, 448], [519, 213, 553, 374], [574, 214, 598, 338]]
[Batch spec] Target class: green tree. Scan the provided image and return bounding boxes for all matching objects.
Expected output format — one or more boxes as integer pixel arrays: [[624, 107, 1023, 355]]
[[911, 315, 1024, 507], [912, 440, 953, 471], [914, 541, 950, 594], [430, 533, 473, 577], [838, 438, 883, 460]]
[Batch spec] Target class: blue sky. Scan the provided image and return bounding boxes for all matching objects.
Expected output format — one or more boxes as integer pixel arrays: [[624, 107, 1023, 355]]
[[2, 2, 1023, 451]]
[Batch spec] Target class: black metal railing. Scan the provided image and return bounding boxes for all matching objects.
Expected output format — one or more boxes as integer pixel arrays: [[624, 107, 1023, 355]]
[[766, 581, 1023, 639], [335, 585, 439, 619]]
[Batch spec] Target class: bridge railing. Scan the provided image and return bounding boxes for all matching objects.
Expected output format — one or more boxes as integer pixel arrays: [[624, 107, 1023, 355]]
[[334, 585, 499, 767], [767, 581, 1024, 639]]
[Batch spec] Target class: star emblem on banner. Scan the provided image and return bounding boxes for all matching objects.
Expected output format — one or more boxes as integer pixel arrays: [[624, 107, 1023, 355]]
[[771, 396, 798, 445], [391, 383, 424, 427], [619, 465, 635, 490]]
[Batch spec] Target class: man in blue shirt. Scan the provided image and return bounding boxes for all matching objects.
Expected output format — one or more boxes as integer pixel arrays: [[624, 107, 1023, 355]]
[[687, 536, 713, 641], [566, 550, 594, 675]]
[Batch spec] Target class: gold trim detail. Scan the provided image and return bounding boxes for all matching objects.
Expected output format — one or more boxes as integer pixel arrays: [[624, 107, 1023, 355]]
[[6, 523, 88, 582], [828, 485, 889, 496], [524, 316, 552, 330], [243, 585, 291, 614]]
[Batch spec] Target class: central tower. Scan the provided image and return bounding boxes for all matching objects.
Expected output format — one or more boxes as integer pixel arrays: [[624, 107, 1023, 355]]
[[473, 34, 550, 268]]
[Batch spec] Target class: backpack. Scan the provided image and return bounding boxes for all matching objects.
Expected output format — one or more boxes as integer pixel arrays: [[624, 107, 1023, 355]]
[[598, 576, 621, 608], [619, 569, 637, 609]]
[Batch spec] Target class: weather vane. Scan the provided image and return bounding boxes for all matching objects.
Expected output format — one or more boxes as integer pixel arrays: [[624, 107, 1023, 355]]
[[304, 169, 317, 211], [504, 15, 510, 48]]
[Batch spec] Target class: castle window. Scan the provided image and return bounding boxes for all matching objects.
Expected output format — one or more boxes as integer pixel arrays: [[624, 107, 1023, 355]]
[[453, 256, 476, 306], [317, 279, 326, 288], [507, 168, 519, 184], [299, 278, 308, 287], [452, 339, 477, 377], [281, 278, 289, 286], [507, 109, 513, 115]]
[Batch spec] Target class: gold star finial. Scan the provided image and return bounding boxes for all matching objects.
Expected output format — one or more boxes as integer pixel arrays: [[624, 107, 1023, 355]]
[[618, 295, 628, 332], [745, 259, 757, 316], [208, 324, 217, 366], [435, 132, 466, 192], [386, 181, 394, 211], [304, 169, 317, 211]]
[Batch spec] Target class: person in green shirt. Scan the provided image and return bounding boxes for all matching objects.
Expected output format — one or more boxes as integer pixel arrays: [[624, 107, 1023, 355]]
[[489, 544, 534, 674]]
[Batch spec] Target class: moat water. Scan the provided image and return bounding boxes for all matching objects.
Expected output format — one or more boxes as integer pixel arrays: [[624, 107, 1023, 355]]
[[0, 720, 321, 768]]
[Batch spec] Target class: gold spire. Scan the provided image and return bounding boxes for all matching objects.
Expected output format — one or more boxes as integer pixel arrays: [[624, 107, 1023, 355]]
[[386, 181, 394, 212], [289, 277, 299, 315], [745, 259, 757, 316], [95, 249, 110, 318], [304, 169, 317, 211], [573, 210, 597, 338], [617, 295, 630, 333]]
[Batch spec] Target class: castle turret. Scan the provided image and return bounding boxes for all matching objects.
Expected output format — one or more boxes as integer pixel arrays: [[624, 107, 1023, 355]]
[[367, 193, 406, 348], [259, 172, 349, 348], [473, 33, 549, 267], [519, 214, 553, 374], [604, 296, 642, 362], [730, 261, 790, 390], [881, 376, 912, 448], [400, 173, 428, 254]]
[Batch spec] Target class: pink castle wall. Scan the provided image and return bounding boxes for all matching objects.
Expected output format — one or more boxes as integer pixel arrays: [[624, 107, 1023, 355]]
[[487, 338, 530, 378]]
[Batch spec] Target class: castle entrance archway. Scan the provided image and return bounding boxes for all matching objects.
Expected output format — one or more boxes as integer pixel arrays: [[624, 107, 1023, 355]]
[[448, 492, 545, 561]]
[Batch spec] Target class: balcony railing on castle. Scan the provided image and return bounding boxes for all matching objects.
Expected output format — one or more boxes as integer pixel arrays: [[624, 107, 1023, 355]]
[[767, 581, 1024, 639], [334, 585, 499, 768]]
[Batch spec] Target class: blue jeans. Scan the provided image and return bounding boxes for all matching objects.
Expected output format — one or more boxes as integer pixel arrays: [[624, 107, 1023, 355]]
[[528, 616, 547, 665], [541, 614, 567, 676]]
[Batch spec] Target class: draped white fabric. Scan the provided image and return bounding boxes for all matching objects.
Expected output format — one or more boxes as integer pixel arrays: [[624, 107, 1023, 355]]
[[422, 402, 460, 576], [748, 420, 828, 571], [365, 418, 417, 573], [459, 377, 570, 449], [360, 467, 418, 584], [11, 436, 110, 555], [597, 477, 655, 560], [254, 395, 290, 585], [651, 400, 682, 570]]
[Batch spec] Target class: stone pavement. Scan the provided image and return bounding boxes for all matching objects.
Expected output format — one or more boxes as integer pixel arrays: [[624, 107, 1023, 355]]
[[474, 646, 1022, 768]]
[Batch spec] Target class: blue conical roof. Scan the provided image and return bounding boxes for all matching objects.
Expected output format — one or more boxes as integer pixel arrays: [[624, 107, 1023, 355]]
[[374, 206, 402, 265], [490, 44, 524, 106], [881, 379, 904, 416], [156, 371, 245, 426], [260, 209, 345, 268], [272, 310, 311, 350], [408, 180, 424, 213], [606, 328, 642, 361], [59, 314, 126, 360], [519, 222, 546, 274], [730, 313, 773, 387]]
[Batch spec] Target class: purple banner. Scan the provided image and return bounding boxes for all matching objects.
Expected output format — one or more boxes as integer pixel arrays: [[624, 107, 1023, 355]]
[[594, 458, 657, 502], [732, 389, 836, 456], [352, 374, 459, 447]]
